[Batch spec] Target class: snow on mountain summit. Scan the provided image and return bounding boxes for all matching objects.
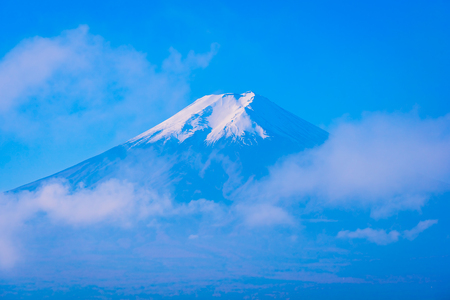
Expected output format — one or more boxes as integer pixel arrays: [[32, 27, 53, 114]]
[[128, 92, 268, 146]]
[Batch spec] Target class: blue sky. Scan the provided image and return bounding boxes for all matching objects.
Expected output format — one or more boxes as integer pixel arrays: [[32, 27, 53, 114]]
[[0, 1, 449, 299], [1, 0, 449, 119], [1, 0, 450, 192]]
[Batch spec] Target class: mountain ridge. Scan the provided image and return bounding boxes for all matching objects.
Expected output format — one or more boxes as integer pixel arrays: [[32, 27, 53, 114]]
[[11, 92, 328, 201]]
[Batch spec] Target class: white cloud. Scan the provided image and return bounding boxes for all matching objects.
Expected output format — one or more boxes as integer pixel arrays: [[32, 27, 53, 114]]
[[338, 219, 438, 245], [0, 173, 232, 268], [162, 43, 219, 75], [403, 219, 438, 241], [0, 180, 141, 235], [238, 204, 293, 226], [0, 25, 218, 145], [34, 179, 136, 225], [241, 112, 450, 218], [0, 179, 162, 267], [337, 228, 400, 245]]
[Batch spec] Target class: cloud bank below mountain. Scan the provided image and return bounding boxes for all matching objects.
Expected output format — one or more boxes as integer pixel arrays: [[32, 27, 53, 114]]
[[0, 110, 447, 281], [239, 111, 450, 219]]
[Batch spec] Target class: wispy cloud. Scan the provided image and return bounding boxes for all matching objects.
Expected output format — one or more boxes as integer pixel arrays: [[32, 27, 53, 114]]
[[237, 204, 293, 226], [337, 219, 438, 245], [0, 25, 218, 146], [337, 228, 400, 245], [403, 219, 438, 241], [162, 44, 219, 75]]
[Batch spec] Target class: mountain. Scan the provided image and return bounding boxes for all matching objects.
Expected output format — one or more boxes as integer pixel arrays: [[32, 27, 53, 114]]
[[13, 92, 328, 202], [5, 92, 447, 299]]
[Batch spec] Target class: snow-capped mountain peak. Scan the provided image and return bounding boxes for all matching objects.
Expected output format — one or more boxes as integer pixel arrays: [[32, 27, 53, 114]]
[[12, 91, 329, 194], [128, 92, 268, 146]]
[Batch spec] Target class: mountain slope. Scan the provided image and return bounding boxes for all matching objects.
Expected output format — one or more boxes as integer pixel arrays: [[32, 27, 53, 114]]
[[13, 92, 328, 202]]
